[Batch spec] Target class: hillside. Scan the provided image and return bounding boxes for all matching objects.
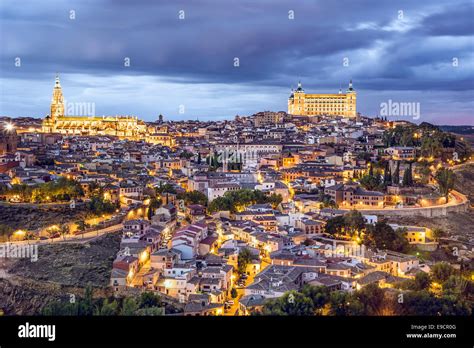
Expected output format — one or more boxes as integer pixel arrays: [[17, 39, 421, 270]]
[[0, 232, 120, 315]]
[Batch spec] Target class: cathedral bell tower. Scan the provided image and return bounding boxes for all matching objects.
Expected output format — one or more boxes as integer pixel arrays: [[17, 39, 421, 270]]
[[50, 75, 64, 121]]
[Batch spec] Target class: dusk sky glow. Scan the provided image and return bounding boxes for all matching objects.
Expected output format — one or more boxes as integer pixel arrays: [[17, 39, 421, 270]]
[[1, 0, 473, 124]]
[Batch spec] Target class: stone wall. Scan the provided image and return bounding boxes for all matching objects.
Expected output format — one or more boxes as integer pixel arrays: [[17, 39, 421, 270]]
[[341, 191, 469, 218]]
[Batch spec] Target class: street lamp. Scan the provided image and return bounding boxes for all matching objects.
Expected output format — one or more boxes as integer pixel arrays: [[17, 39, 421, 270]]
[[4, 122, 15, 132]]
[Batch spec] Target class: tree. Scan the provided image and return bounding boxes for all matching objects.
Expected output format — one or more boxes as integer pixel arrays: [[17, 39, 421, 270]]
[[155, 183, 177, 195], [356, 283, 385, 315], [147, 197, 162, 220], [435, 168, 455, 201], [121, 297, 139, 315], [383, 162, 392, 185], [76, 220, 87, 232], [208, 196, 232, 213], [325, 211, 365, 238], [207, 189, 282, 213], [418, 163, 432, 185], [138, 292, 161, 309], [432, 228, 446, 241], [443, 275, 471, 299], [135, 307, 164, 316], [413, 272, 431, 291], [431, 262, 455, 283], [363, 221, 408, 252], [97, 299, 118, 316], [178, 190, 208, 206], [237, 248, 254, 274], [59, 224, 70, 240], [328, 291, 364, 316], [78, 286, 94, 316], [392, 161, 400, 185], [359, 173, 381, 191], [402, 163, 413, 187], [396, 290, 470, 316], [0, 224, 14, 243], [261, 291, 314, 316], [230, 288, 238, 299], [421, 136, 442, 158], [343, 210, 366, 237], [325, 215, 345, 235], [301, 285, 330, 311]]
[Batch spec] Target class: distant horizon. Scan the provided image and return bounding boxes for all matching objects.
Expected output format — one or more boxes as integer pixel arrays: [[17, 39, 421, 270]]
[[1, 0, 473, 125]]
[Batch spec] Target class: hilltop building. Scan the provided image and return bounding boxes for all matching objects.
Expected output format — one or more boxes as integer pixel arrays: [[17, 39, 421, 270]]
[[42, 76, 174, 146], [288, 81, 357, 118]]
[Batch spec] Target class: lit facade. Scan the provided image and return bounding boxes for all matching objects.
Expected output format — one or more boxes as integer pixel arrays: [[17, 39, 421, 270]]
[[42, 76, 173, 146], [288, 81, 357, 118]]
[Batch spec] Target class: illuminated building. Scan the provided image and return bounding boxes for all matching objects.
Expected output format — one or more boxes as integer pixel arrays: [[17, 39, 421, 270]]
[[288, 80, 357, 117], [42, 75, 173, 146]]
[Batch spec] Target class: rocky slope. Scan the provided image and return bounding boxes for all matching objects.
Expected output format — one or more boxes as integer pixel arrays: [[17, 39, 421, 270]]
[[0, 233, 120, 315]]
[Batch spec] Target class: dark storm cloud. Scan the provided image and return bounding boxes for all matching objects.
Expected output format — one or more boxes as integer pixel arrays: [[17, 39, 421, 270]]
[[0, 0, 473, 123], [420, 3, 474, 36]]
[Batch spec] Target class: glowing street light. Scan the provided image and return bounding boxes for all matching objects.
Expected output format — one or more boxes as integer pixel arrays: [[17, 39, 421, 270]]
[[4, 123, 15, 132]]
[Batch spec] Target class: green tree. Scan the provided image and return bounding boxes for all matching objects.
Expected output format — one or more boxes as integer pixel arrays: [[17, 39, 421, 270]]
[[207, 189, 281, 213], [343, 210, 366, 237], [59, 224, 70, 240], [0, 224, 14, 243], [356, 283, 385, 315], [418, 163, 432, 185], [178, 190, 208, 206], [359, 173, 381, 191], [301, 285, 330, 312], [392, 161, 400, 185], [97, 299, 118, 316], [325, 216, 345, 235], [435, 168, 456, 201], [147, 197, 162, 220], [396, 290, 470, 316], [261, 291, 314, 316], [78, 286, 94, 316], [155, 183, 177, 195], [76, 220, 87, 232], [431, 262, 455, 283], [413, 272, 431, 291], [237, 248, 254, 274], [328, 291, 364, 316], [363, 221, 408, 252], [442, 275, 471, 299], [432, 228, 446, 242], [383, 162, 392, 185], [138, 292, 161, 309], [402, 163, 413, 187], [230, 288, 238, 299], [135, 306, 164, 316], [121, 297, 139, 315]]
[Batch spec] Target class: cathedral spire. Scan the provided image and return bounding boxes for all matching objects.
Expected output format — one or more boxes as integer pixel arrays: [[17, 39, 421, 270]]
[[51, 74, 64, 121], [55, 74, 61, 88]]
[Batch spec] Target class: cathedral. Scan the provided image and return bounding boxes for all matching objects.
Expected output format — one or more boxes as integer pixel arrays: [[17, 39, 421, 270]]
[[42, 76, 149, 139]]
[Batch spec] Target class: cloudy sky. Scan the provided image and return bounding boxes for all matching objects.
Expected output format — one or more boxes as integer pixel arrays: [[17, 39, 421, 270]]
[[0, 0, 473, 124]]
